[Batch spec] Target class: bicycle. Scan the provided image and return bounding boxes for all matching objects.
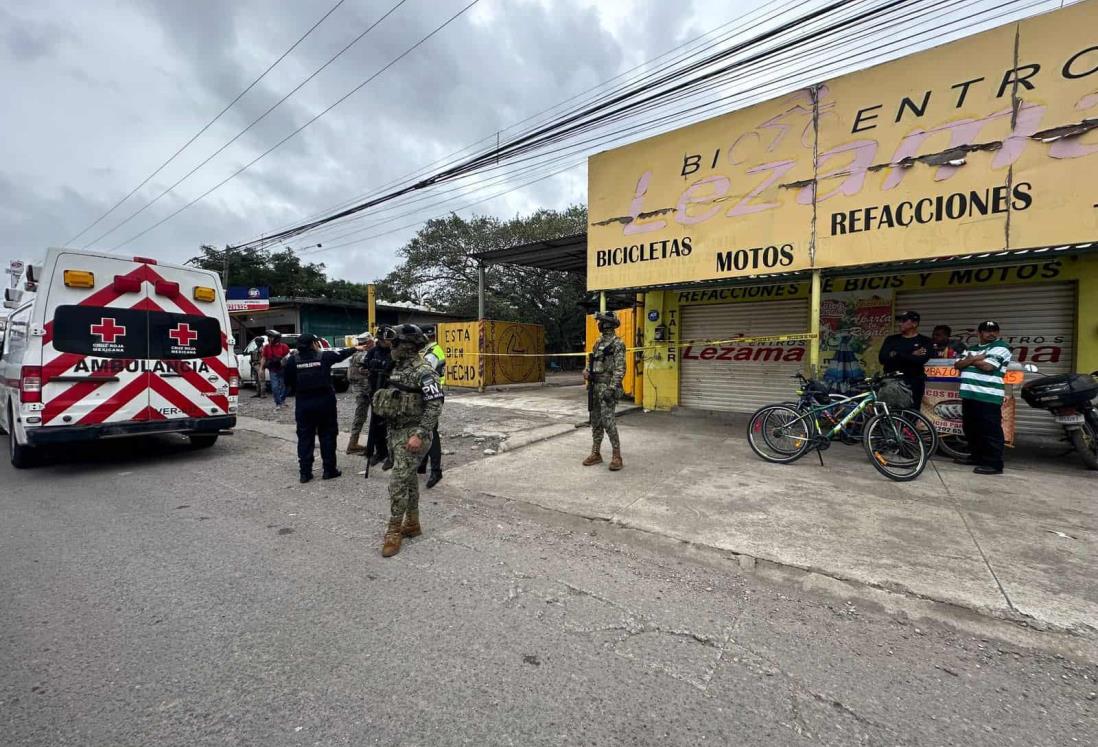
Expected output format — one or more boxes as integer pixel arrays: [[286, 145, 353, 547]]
[[784, 373, 939, 457], [748, 374, 929, 481]]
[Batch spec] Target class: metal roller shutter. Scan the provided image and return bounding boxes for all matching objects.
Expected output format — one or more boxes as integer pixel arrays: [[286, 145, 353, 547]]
[[896, 283, 1075, 440], [680, 300, 809, 413]]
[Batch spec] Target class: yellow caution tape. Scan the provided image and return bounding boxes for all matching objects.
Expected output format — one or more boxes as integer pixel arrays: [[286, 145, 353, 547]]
[[467, 332, 818, 358]]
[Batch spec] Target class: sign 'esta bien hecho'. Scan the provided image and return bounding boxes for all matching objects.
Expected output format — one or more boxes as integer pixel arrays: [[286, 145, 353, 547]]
[[587, 0, 1098, 291]]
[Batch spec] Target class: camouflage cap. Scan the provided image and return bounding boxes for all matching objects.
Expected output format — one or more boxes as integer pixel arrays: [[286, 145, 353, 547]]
[[595, 311, 620, 329]]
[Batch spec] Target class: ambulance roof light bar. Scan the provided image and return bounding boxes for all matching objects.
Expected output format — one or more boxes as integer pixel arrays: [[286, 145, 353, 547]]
[[133, 256, 158, 265]]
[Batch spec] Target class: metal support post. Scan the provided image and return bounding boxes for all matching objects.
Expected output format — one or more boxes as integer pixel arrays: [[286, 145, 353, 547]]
[[599, 291, 607, 313], [477, 261, 486, 321], [809, 270, 822, 376]]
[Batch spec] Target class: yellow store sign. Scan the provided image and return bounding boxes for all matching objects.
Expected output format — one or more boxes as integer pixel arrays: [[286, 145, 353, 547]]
[[588, 0, 1098, 290]]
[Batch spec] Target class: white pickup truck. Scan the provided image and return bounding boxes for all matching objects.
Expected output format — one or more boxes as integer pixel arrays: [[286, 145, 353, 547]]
[[237, 334, 350, 393]]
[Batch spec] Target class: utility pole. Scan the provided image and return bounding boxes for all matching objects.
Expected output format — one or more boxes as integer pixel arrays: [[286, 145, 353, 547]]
[[367, 283, 376, 332], [221, 245, 230, 289]]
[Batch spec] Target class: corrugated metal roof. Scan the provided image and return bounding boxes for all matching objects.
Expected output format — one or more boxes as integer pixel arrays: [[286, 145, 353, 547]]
[[471, 233, 586, 273]]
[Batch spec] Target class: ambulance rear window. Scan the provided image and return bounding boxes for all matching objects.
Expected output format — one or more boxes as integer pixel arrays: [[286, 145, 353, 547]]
[[51, 306, 222, 360], [149, 311, 221, 359], [53, 306, 148, 359]]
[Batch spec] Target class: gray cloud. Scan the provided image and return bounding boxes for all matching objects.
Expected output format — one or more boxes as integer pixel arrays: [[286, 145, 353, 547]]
[[0, 0, 790, 285]]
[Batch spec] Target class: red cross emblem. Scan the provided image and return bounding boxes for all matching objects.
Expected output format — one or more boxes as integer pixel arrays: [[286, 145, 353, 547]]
[[90, 317, 126, 344], [169, 323, 198, 346]]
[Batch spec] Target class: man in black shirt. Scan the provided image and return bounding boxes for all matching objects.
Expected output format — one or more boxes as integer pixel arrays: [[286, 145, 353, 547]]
[[283, 334, 358, 483], [878, 310, 932, 409]]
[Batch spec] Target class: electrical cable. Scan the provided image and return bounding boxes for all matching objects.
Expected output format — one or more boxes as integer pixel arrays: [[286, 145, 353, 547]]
[[292, 0, 1046, 257], [109, 0, 481, 252], [66, 0, 348, 246], [240, 0, 798, 244], [83, 0, 411, 249], [230, 0, 917, 250]]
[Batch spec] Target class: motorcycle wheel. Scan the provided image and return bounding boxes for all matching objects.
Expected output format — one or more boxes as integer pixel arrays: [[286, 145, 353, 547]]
[[1068, 423, 1098, 471]]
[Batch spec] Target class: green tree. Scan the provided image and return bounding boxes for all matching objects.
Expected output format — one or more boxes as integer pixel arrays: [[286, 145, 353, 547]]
[[378, 206, 588, 353], [189, 244, 331, 297]]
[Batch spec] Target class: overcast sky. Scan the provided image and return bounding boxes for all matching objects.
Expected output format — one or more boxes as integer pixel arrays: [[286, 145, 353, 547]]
[[0, 0, 1072, 286], [0, 0, 754, 284]]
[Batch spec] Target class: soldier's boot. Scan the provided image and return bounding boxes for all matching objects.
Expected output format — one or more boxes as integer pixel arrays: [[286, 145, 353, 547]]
[[381, 518, 404, 557], [582, 446, 603, 466], [346, 434, 365, 455], [401, 510, 422, 538], [609, 448, 623, 471]]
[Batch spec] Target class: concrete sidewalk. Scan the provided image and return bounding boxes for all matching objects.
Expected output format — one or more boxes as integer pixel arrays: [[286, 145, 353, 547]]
[[441, 411, 1097, 635]]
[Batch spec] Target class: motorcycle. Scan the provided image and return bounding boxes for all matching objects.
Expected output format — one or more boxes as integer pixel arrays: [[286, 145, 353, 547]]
[[1020, 371, 1098, 470]]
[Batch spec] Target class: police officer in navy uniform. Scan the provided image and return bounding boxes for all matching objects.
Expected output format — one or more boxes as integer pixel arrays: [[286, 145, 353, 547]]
[[283, 333, 359, 483]]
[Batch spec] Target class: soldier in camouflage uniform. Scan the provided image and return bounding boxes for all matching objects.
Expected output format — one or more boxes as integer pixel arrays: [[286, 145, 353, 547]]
[[584, 311, 627, 471], [371, 324, 444, 557], [345, 332, 375, 455]]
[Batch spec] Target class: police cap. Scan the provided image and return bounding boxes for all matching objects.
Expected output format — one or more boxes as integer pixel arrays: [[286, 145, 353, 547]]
[[295, 333, 319, 349]]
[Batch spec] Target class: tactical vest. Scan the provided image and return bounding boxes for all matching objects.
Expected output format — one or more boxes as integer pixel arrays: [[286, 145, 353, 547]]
[[589, 336, 624, 380], [372, 358, 436, 421], [293, 351, 330, 394]]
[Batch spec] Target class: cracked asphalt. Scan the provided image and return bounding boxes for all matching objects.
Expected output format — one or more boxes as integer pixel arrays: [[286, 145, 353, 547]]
[[2, 427, 1096, 746]]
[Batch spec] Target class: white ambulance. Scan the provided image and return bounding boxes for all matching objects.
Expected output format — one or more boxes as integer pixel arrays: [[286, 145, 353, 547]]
[[0, 249, 239, 467]]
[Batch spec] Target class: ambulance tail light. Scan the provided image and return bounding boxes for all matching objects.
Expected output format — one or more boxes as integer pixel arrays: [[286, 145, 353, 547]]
[[193, 286, 216, 302], [112, 275, 142, 293], [228, 368, 240, 396], [63, 270, 95, 288], [154, 280, 180, 297], [20, 366, 42, 403]]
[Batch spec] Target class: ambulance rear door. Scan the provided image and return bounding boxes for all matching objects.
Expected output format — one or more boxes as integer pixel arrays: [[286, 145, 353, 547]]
[[40, 253, 154, 428], [141, 261, 234, 422]]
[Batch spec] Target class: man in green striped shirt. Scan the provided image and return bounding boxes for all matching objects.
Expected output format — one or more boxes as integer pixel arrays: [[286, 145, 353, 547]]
[[955, 321, 1012, 475]]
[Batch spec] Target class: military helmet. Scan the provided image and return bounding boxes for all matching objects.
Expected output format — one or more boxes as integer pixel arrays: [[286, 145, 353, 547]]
[[595, 311, 620, 329], [383, 323, 428, 347]]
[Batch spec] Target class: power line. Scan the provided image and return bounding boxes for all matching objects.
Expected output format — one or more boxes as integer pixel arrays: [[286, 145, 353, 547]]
[[293, 0, 1047, 258], [233, 0, 903, 250], [281, 0, 1051, 256], [109, 0, 481, 252], [65, 0, 347, 246], [84, 0, 412, 249], [240, 0, 797, 246]]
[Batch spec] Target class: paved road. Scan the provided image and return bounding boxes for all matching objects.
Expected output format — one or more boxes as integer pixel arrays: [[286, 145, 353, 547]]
[[2, 428, 1096, 746]]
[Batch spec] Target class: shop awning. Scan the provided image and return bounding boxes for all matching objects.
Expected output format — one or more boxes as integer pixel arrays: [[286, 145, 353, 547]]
[[471, 233, 587, 274]]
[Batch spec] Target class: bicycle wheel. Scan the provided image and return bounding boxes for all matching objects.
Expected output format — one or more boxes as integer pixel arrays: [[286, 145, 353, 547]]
[[899, 409, 939, 457], [748, 405, 813, 464], [938, 435, 971, 461], [863, 413, 927, 481]]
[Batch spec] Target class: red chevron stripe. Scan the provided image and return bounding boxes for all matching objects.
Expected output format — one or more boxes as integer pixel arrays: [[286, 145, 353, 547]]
[[134, 405, 167, 421], [148, 375, 206, 418], [77, 374, 149, 425], [202, 355, 232, 382], [41, 361, 135, 425], [42, 353, 86, 382]]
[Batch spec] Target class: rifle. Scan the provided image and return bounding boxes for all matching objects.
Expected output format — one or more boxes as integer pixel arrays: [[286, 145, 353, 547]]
[[363, 400, 374, 479]]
